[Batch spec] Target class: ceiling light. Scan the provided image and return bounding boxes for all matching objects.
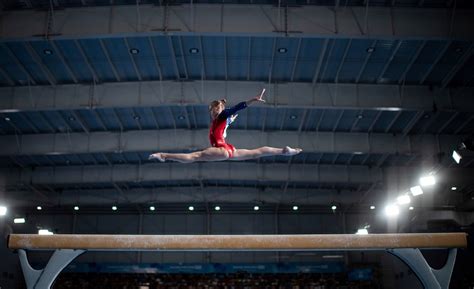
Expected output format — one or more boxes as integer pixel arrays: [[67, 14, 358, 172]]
[[370, 205, 375, 210], [357, 114, 363, 119], [384, 204, 400, 217], [68, 116, 75, 121], [178, 115, 185, 120], [277, 47, 287, 53], [37, 206, 42, 211], [396, 194, 411, 205], [331, 205, 337, 211], [455, 47, 463, 53], [0, 206, 7, 216], [289, 115, 297, 120], [366, 47, 375, 53], [43, 49, 53, 55], [133, 115, 141, 120], [214, 206, 221, 211], [356, 228, 368, 235], [189, 48, 199, 54], [292, 205, 298, 211], [451, 186, 457, 191], [74, 206, 79, 211], [419, 175, 436, 186], [254, 205, 260, 211], [410, 186, 423, 196], [409, 206, 414, 210], [38, 229, 53, 235], [452, 150, 462, 164], [149, 206, 155, 211], [112, 206, 117, 211], [14, 218, 25, 224], [4, 117, 10, 121], [129, 48, 140, 54], [188, 206, 194, 211]]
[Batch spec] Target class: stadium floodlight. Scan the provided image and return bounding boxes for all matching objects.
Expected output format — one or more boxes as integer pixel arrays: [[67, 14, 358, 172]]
[[384, 204, 400, 217], [410, 186, 424, 196], [396, 194, 411, 205], [419, 175, 436, 186]]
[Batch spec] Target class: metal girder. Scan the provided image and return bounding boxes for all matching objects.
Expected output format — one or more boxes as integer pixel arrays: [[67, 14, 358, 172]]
[[0, 130, 462, 158], [5, 186, 374, 206], [5, 163, 384, 186], [1, 5, 474, 40], [1, 81, 473, 112]]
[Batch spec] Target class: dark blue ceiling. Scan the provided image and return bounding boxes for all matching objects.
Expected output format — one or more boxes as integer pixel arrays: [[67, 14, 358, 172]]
[[0, 36, 473, 87]]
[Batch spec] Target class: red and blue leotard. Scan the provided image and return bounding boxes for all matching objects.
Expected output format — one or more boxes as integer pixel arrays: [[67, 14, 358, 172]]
[[209, 101, 248, 158]]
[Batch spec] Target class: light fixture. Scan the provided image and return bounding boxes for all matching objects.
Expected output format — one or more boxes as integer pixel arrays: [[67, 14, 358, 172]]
[[455, 47, 463, 53], [452, 150, 462, 164], [384, 204, 400, 217], [14, 218, 25, 224], [277, 47, 287, 53], [133, 115, 141, 120], [410, 186, 424, 196], [292, 205, 298, 211], [419, 175, 436, 186], [254, 205, 260, 211], [43, 49, 53, 55], [396, 194, 411, 205], [357, 114, 363, 119], [37, 206, 42, 211], [149, 206, 155, 211], [366, 47, 375, 53], [289, 115, 297, 120], [370, 205, 375, 210], [112, 205, 117, 211], [38, 229, 53, 235], [74, 206, 79, 211], [214, 206, 221, 211], [4, 117, 10, 121], [409, 206, 414, 210], [356, 228, 368, 235], [189, 48, 199, 54], [178, 115, 185, 120], [331, 205, 337, 211], [188, 206, 194, 211], [129, 48, 140, 54], [451, 186, 457, 191], [0, 206, 7, 216]]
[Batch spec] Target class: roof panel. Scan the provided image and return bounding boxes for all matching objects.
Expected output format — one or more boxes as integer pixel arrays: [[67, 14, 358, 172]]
[[202, 36, 225, 80], [226, 36, 250, 80], [150, 36, 177, 79], [293, 38, 325, 82], [272, 37, 299, 81], [383, 40, 424, 84], [181, 36, 203, 79], [425, 41, 472, 84], [4, 42, 49, 84], [405, 40, 448, 83], [359, 40, 398, 83], [250, 37, 273, 81], [54, 40, 95, 82], [29, 40, 72, 83], [79, 39, 117, 82], [103, 38, 139, 81], [321, 39, 352, 82], [125, 37, 161, 81]]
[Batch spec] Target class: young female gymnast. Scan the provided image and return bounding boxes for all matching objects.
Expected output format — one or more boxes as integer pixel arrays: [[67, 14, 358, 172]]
[[148, 89, 302, 163]]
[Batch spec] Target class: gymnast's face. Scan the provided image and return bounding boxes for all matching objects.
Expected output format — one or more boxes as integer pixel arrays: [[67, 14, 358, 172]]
[[210, 101, 225, 119]]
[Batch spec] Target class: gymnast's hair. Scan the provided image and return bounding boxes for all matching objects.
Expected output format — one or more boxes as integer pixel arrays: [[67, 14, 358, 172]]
[[209, 99, 226, 111]]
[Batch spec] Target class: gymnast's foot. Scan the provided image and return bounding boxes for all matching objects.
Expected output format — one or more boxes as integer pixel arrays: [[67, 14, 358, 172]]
[[148, 153, 165, 162], [283, 146, 302, 156]]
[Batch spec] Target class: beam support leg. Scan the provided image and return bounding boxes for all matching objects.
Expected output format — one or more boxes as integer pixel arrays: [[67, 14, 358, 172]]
[[18, 249, 85, 289], [388, 248, 457, 289]]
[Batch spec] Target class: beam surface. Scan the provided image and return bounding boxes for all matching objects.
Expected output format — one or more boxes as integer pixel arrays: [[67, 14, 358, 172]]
[[1, 5, 474, 40], [8, 233, 468, 250], [1, 81, 473, 112]]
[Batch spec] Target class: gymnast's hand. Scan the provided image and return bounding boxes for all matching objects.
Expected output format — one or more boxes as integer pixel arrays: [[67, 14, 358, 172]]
[[229, 114, 238, 123], [247, 88, 266, 105]]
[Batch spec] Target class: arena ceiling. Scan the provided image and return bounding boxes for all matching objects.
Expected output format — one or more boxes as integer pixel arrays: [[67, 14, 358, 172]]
[[0, 0, 473, 214]]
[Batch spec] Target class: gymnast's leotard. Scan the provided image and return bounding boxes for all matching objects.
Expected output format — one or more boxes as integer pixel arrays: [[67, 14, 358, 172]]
[[209, 102, 247, 158]]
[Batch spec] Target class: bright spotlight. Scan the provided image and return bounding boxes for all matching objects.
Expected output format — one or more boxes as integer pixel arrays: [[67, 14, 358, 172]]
[[14, 218, 26, 224], [409, 206, 414, 210], [0, 206, 7, 216], [188, 206, 194, 211], [410, 186, 424, 196], [419, 175, 436, 186], [254, 205, 260, 211], [451, 186, 457, 191], [74, 206, 79, 211], [292, 205, 298, 211], [149, 206, 155, 211], [396, 194, 411, 205], [331, 205, 337, 211], [38, 229, 53, 235], [370, 205, 375, 210], [214, 206, 221, 211], [112, 206, 117, 211], [384, 204, 400, 217], [356, 228, 368, 235], [37, 206, 42, 210], [452, 150, 462, 164]]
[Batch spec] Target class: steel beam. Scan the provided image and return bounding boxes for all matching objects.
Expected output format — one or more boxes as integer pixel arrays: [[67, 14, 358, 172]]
[[1, 81, 472, 112], [1, 5, 473, 40], [0, 130, 462, 157]]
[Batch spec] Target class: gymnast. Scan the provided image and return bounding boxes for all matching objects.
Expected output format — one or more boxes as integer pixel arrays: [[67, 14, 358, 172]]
[[149, 89, 302, 163]]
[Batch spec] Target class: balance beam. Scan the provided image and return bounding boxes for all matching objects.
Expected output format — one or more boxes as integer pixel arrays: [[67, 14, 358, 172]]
[[8, 233, 468, 289]]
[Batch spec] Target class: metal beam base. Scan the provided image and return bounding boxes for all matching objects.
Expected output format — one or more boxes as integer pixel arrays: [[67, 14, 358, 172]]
[[18, 249, 85, 289], [388, 248, 457, 289]]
